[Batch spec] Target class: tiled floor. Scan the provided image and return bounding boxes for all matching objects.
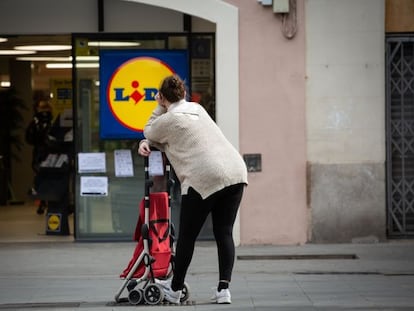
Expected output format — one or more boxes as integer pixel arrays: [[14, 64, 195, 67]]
[[0, 202, 74, 243]]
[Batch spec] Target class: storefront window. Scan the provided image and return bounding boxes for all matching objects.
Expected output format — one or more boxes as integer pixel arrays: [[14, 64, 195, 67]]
[[73, 33, 215, 241]]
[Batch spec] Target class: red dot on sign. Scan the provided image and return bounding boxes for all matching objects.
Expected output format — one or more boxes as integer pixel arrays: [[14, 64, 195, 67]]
[[131, 81, 139, 88]]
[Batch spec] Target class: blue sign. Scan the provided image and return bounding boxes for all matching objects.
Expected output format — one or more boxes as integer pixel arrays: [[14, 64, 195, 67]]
[[99, 50, 188, 139]]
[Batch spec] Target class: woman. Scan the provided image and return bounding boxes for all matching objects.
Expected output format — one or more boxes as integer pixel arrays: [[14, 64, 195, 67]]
[[138, 74, 248, 304], [25, 100, 53, 215]]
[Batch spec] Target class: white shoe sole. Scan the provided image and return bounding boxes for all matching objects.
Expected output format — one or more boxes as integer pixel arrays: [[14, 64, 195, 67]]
[[217, 297, 231, 304]]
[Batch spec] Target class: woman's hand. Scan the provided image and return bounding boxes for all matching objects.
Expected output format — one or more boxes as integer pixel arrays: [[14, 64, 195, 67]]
[[155, 92, 169, 109], [138, 140, 151, 157]]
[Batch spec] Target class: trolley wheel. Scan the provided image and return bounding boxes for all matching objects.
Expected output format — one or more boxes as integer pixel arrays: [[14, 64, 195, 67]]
[[128, 288, 143, 305], [181, 282, 190, 302], [143, 283, 164, 305]]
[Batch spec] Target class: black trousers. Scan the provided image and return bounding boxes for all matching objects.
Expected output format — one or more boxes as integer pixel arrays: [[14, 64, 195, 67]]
[[171, 183, 245, 291]]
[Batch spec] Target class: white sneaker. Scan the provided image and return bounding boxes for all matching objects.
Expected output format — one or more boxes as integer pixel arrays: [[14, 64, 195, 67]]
[[211, 288, 231, 304], [155, 279, 181, 304]]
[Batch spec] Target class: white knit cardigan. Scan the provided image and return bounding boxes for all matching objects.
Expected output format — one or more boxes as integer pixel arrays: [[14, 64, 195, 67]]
[[143, 99, 248, 199]]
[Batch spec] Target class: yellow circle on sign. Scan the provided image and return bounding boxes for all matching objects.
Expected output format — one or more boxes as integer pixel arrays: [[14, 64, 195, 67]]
[[48, 214, 61, 231], [108, 57, 174, 131]]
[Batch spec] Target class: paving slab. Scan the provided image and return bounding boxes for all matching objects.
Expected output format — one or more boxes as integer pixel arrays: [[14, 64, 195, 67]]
[[0, 241, 414, 310]]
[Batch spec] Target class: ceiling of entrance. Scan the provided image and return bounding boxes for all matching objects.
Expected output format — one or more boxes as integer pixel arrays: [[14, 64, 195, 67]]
[[0, 34, 72, 59], [0, 35, 72, 91]]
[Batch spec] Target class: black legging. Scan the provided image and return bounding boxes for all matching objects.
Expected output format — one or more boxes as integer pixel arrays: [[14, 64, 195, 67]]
[[171, 183, 245, 291]]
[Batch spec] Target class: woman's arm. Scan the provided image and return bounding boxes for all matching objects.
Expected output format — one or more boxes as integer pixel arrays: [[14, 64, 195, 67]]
[[143, 104, 168, 144], [137, 104, 168, 156]]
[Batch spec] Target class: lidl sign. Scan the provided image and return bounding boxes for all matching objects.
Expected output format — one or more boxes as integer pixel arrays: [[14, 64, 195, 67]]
[[99, 50, 188, 139]]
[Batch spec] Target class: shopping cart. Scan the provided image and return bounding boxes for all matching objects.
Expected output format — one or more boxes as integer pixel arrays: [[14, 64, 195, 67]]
[[114, 150, 189, 305]]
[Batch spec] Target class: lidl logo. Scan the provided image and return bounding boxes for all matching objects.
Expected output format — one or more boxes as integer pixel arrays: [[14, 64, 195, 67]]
[[107, 57, 174, 132], [100, 50, 188, 139], [47, 214, 61, 231]]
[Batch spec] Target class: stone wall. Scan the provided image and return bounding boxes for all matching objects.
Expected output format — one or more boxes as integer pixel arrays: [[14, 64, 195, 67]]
[[309, 163, 386, 243]]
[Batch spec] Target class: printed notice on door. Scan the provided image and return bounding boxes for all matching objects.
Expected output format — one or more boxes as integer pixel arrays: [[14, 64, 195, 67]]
[[114, 149, 134, 177], [80, 176, 108, 196], [78, 152, 106, 173], [148, 150, 164, 176]]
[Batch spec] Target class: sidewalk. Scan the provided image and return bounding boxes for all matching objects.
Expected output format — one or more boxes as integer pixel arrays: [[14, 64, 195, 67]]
[[0, 240, 414, 310]]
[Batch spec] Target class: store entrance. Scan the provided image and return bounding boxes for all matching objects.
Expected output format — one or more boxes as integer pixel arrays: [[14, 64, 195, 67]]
[[72, 33, 215, 241], [0, 34, 74, 242], [0, 32, 215, 242]]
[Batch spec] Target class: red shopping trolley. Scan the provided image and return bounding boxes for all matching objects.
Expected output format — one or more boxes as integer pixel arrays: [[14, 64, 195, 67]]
[[114, 150, 189, 305]]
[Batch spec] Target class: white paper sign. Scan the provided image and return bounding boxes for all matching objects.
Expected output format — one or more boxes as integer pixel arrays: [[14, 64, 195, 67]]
[[80, 176, 108, 196], [78, 152, 106, 173], [148, 151, 164, 176], [114, 149, 134, 177]]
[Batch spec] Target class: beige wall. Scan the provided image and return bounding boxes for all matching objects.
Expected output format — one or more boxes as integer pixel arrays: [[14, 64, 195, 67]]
[[306, 0, 386, 242], [306, 0, 385, 164], [226, 0, 308, 245]]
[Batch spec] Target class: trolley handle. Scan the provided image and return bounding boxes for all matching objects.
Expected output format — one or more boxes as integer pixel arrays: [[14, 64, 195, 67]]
[[143, 147, 174, 198]]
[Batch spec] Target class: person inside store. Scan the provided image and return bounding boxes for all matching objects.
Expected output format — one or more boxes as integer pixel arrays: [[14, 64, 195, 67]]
[[25, 99, 53, 215], [138, 74, 248, 304]]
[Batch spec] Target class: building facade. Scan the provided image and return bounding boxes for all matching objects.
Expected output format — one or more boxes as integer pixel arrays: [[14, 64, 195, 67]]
[[1, 0, 411, 244]]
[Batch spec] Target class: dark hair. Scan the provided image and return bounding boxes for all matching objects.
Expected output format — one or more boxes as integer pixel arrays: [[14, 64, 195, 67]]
[[159, 74, 185, 103]]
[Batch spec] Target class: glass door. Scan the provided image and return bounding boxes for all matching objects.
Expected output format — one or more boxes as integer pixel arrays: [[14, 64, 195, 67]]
[[72, 33, 215, 241]]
